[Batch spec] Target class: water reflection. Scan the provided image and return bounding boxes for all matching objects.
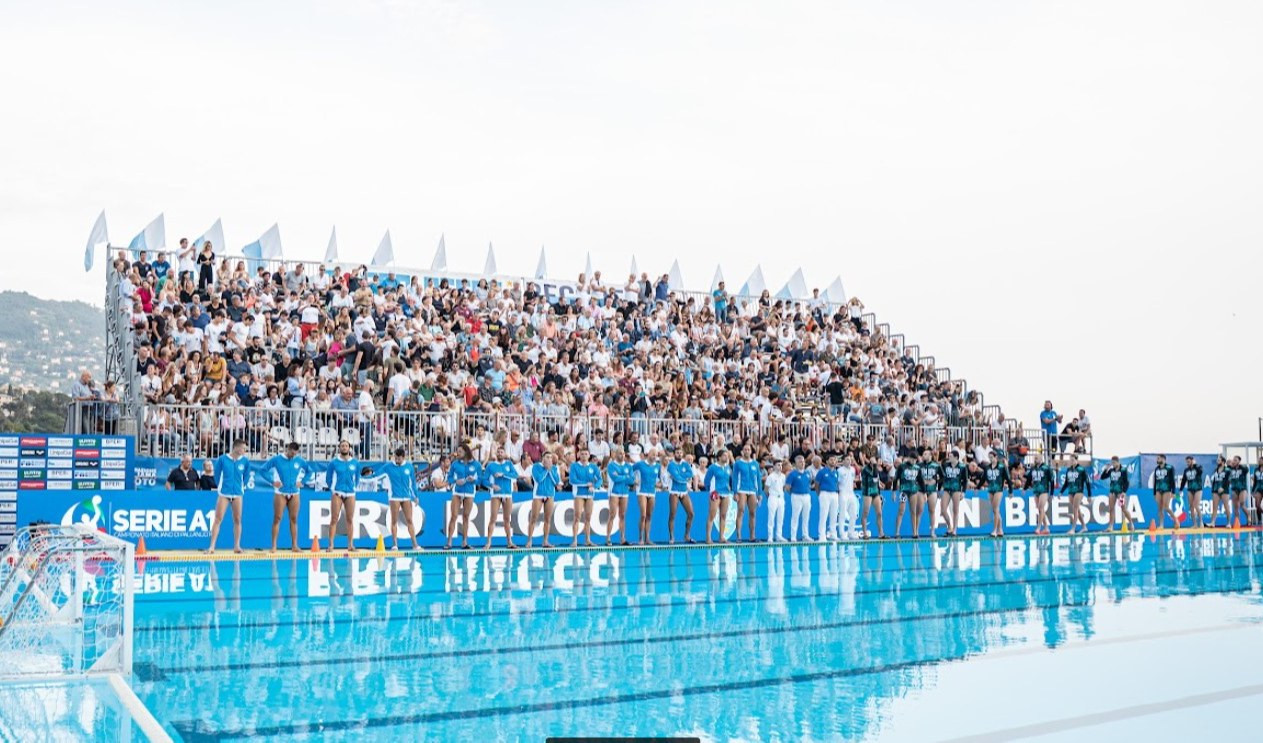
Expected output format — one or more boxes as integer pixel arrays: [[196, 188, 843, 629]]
[[135, 533, 1263, 741]]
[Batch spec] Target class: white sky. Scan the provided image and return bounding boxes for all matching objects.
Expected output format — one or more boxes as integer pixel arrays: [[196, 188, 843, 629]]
[[2, 0, 1260, 455]]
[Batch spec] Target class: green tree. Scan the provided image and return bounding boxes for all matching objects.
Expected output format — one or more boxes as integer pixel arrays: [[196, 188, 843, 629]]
[[0, 387, 71, 433]]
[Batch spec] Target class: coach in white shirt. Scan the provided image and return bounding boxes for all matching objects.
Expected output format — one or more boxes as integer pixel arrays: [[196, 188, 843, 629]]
[[765, 461, 788, 542], [838, 456, 859, 540]]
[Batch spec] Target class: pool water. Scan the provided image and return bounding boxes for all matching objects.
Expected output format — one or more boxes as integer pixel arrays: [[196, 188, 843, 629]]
[[116, 534, 1263, 739]]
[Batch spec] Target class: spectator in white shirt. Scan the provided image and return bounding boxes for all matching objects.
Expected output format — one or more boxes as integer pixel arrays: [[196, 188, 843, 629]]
[[587, 429, 612, 464]]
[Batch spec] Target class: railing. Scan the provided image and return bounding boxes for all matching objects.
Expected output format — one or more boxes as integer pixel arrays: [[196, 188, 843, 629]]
[[104, 245, 1005, 449], [64, 400, 124, 436], [1022, 426, 1094, 463], [134, 402, 1009, 462]]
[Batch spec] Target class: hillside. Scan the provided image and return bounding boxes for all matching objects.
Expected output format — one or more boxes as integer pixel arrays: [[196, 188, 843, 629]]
[[0, 291, 104, 392]]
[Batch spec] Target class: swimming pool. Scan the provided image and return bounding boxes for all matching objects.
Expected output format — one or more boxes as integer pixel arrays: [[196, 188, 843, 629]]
[[15, 532, 1263, 741]]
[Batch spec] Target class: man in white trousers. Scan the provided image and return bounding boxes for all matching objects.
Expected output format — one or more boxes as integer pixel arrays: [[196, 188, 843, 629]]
[[786, 455, 814, 541], [765, 460, 788, 542], [838, 455, 860, 539], [814, 455, 841, 542]]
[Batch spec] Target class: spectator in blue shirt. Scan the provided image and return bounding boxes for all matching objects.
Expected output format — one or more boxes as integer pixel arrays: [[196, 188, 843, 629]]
[[712, 281, 729, 323], [654, 274, 670, 302], [152, 252, 171, 282], [1039, 400, 1062, 452]]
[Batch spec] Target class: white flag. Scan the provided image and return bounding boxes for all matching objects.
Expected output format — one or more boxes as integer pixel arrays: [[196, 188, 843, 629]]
[[777, 268, 807, 300], [324, 227, 338, 263], [371, 230, 394, 267], [823, 275, 847, 304], [584, 252, 593, 278], [668, 259, 684, 290], [629, 255, 639, 278], [127, 213, 166, 253], [430, 235, 448, 272], [710, 265, 725, 292], [83, 211, 109, 272], [241, 223, 282, 269], [535, 246, 548, 279], [192, 218, 225, 256], [483, 243, 497, 276], [739, 265, 766, 297], [258, 223, 283, 259]]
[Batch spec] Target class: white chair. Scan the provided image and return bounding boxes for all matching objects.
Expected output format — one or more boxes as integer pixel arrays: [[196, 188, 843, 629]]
[[269, 426, 292, 452], [294, 426, 316, 448], [317, 427, 339, 457], [341, 427, 362, 455]]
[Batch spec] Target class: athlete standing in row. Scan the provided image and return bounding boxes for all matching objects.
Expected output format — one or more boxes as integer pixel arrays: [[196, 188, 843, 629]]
[[1228, 456, 1251, 527], [1151, 454, 1179, 530], [1252, 457, 1263, 527], [207, 439, 250, 553], [324, 440, 360, 550], [703, 450, 734, 544], [484, 447, 517, 549], [893, 456, 920, 537], [982, 453, 1010, 538], [940, 452, 966, 537], [918, 450, 943, 538], [446, 445, 480, 550], [1180, 456, 1205, 529], [666, 449, 695, 544], [1060, 458, 1092, 534], [569, 448, 600, 547], [364, 447, 421, 550], [528, 451, 560, 548], [265, 442, 309, 551], [1025, 454, 1054, 535], [860, 459, 884, 539], [733, 446, 763, 542], [1208, 457, 1230, 527], [634, 450, 661, 545], [1100, 456, 1134, 532], [606, 448, 635, 546]]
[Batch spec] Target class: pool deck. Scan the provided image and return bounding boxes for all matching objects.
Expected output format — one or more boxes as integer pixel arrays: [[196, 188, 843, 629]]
[[140, 524, 1263, 561]]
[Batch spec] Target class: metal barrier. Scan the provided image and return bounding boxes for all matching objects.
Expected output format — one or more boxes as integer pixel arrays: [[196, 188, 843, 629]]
[[135, 403, 1010, 462]]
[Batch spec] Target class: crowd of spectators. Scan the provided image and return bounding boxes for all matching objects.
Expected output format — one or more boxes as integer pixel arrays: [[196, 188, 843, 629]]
[[103, 241, 1016, 463]]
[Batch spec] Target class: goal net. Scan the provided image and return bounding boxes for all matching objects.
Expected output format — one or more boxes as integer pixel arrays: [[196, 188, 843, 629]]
[[0, 525, 135, 679]]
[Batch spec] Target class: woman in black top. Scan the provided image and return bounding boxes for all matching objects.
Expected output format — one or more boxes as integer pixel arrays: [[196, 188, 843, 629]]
[[197, 241, 215, 290]]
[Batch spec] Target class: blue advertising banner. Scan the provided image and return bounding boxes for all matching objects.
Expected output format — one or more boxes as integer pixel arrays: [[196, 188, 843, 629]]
[[20, 484, 1181, 551], [0, 432, 134, 545]]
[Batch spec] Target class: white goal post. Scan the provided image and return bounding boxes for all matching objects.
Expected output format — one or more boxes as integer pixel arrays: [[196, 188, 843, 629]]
[[0, 524, 135, 680]]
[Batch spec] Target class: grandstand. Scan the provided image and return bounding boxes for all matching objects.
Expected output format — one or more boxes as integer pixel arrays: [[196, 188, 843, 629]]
[[68, 239, 1087, 467]]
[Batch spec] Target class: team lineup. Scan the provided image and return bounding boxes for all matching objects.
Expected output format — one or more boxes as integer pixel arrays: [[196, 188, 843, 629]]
[[199, 439, 1263, 553]]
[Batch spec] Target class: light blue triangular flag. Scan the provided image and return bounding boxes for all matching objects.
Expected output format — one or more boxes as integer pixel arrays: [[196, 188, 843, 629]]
[[83, 210, 108, 272]]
